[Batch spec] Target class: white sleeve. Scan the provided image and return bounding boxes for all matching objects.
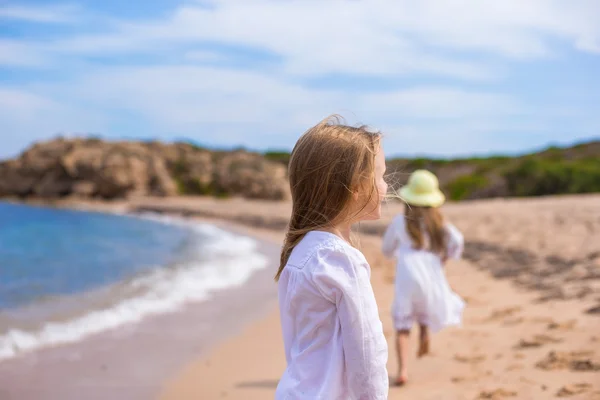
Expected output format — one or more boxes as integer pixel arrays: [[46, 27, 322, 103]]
[[312, 247, 389, 400], [446, 223, 464, 260], [381, 217, 400, 258]]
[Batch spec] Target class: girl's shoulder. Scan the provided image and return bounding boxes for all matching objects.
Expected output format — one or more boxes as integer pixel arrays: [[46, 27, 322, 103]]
[[288, 231, 364, 271], [444, 221, 464, 239], [443, 220, 460, 231]]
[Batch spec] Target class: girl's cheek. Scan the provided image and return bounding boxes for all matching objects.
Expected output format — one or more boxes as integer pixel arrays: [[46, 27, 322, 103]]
[[379, 180, 388, 198]]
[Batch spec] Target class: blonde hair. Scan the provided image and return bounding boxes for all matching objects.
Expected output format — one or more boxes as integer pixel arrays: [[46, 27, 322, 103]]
[[274, 115, 381, 281], [405, 205, 448, 258]]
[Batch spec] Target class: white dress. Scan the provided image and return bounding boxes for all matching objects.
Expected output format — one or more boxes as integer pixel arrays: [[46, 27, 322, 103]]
[[276, 231, 389, 400], [382, 216, 465, 333]]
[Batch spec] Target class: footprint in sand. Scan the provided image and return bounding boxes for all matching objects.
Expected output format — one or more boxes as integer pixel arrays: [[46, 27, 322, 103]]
[[459, 330, 491, 338], [535, 350, 600, 371], [505, 364, 524, 371], [586, 304, 600, 315], [502, 317, 524, 326], [531, 317, 555, 324], [486, 306, 522, 322], [514, 334, 563, 349], [476, 388, 517, 399], [556, 383, 592, 397], [454, 354, 486, 364], [518, 376, 536, 385], [451, 376, 470, 383], [547, 319, 577, 331], [461, 296, 487, 306]]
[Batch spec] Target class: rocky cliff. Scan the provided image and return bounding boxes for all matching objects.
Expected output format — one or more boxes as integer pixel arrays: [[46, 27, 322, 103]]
[[0, 138, 289, 200]]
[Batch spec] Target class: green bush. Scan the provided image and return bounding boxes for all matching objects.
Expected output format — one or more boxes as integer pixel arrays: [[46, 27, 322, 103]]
[[473, 157, 511, 174], [172, 158, 188, 177], [264, 151, 291, 166], [504, 158, 600, 196], [173, 140, 206, 151], [174, 177, 231, 197], [408, 158, 429, 169], [446, 174, 488, 201]]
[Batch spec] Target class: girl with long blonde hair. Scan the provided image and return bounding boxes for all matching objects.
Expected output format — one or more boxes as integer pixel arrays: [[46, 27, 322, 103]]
[[275, 116, 389, 399], [382, 169, 465, 386]]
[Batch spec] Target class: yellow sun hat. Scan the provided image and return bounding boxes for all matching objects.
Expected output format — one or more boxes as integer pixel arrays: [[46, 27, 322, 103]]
[[398, 169, 446, 207]]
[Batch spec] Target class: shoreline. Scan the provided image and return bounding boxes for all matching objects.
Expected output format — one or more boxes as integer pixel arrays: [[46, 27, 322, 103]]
[[0, 203, 284, 400]]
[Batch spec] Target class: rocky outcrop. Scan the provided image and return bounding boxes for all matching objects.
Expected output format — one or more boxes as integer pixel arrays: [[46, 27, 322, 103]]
[[0, 137, 289, 200]]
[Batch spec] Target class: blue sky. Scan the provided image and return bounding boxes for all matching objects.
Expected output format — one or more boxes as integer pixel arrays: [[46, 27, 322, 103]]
[[1, 0, 599, 159]]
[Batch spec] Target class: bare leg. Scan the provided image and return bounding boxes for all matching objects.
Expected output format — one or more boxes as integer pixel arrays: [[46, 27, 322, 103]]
[[417, 324, 430, 358], [395, 330, 410, 385]]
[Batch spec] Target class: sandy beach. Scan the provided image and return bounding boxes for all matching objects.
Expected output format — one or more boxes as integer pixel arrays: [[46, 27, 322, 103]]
[[154, 194, 600, 400], [2, 194, 599, 399]]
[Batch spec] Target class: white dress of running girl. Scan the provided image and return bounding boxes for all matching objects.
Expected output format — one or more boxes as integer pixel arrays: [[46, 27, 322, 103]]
[[382, 216, 465, 333]]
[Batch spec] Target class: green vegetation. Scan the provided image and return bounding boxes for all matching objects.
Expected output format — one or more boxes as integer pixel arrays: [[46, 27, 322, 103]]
[[257, 141, 600, 200], [264, 150, 291, 166], [174, 178, 212, 196], [171, 157, 229, 198], [504, 157, 600, 197], [174, 176, 230, 198], [447, 174, 488, 201], [387, 141, 600, 201], [174, 140, 207, 151]]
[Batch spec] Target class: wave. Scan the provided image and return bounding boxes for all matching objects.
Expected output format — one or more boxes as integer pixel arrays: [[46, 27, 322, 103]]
[[0, 221, 268, 362]]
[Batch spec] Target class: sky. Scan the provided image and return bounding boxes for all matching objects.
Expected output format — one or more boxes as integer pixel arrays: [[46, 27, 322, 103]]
[[1, 0, 599, 159]]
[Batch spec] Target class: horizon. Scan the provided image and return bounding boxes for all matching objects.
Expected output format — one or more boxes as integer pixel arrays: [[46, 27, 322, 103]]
[[3, 132, 598, 163], [2, 1, 600, 159]]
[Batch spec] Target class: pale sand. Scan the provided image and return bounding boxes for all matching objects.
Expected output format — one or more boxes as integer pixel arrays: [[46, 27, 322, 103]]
[[143, 194, 600, 400]]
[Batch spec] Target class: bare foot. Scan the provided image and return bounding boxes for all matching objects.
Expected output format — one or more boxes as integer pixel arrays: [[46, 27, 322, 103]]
[[395, 372, 408, 386]]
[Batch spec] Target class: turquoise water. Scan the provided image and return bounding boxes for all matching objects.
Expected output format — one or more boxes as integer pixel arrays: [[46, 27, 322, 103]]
[[0, 202, 190, 310], [0, 201, 268, 361]]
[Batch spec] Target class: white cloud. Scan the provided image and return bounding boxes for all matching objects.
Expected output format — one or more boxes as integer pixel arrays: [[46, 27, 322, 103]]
[[0, 88, 107, 158], [44, 4, 495, 81], [0, 4, 78, 23], [62, 65, 339, 130], [184, 50, 228, 63], [0, 40, 50, 67], [0, 88, 59, 118], [46, 0, 600, 62], [1, 0, 599, 158], [6, 0, 600, 77], [360, 88, 519, 120], [15, 65, 522, 148]]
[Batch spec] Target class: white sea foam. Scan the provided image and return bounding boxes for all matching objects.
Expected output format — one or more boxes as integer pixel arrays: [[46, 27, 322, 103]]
[[0, 222, 268, 362]]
